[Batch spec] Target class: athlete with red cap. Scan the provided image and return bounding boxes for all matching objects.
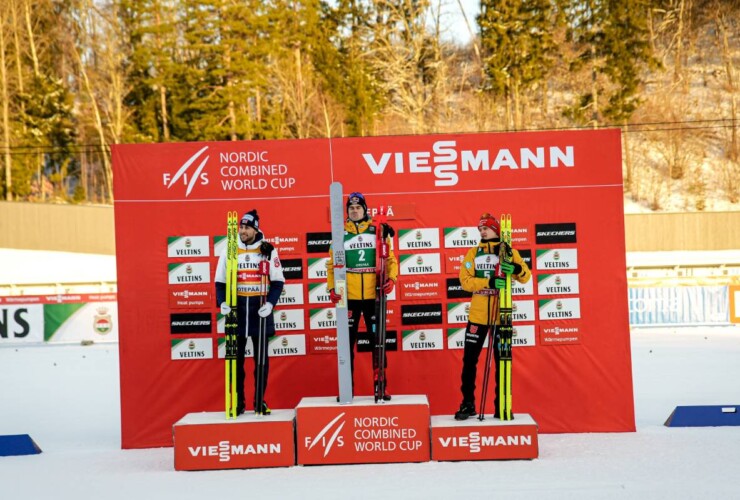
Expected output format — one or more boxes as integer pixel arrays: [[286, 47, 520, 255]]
[[455, 213, 531, 420]]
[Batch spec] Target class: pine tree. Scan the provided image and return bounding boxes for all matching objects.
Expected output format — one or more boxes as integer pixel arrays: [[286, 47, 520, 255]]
[[478, 0, 558, 130]]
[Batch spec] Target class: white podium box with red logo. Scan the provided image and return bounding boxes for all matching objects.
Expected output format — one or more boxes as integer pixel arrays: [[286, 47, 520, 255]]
[[430, 414, 539, 461], [173, 410, 295, 471], [295, 395, 430, 465]]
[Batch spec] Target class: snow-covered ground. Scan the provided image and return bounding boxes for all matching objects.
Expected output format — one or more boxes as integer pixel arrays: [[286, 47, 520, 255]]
[[1, 326, 739, 499]]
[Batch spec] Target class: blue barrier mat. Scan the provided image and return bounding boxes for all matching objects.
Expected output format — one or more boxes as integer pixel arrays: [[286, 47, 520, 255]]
[[0, 434, 42, 456], [665, 405, 740, 427]]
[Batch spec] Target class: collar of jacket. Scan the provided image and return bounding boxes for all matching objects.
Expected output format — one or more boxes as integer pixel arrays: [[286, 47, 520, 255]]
[[477, 238, 501, 254], [344, 218, 373, 234]]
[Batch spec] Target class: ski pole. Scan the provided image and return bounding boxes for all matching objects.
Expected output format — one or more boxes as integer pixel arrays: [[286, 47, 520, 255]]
[[478, 291, 500, 420]]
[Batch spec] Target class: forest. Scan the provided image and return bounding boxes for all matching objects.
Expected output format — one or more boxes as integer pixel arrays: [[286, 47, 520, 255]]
[[0, 0, 737, 210]]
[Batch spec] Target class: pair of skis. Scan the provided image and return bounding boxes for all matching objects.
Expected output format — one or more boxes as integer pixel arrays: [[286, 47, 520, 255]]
[[479, 214, 514, 421], [225, 211, 239, 419], [224, 211, 270, 418]]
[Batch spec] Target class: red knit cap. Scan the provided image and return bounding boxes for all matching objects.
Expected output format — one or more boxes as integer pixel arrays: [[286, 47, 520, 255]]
[[478, 213, 500, 234]]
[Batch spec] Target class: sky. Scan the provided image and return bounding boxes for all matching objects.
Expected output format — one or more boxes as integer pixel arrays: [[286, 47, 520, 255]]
[[2, 326, 740, 499], [437, 0, 480, 44]]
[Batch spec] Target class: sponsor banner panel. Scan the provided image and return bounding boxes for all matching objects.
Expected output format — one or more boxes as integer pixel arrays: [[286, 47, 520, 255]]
[[264, 234, 303, 256], [398, 253, 441, 275], [534, 223, 577, 244], [512, 300, 536, 322], [628, 286, 729, 325], [401, 329, 444, 351], [0, 293, 117, 305], [537, 273, 580, 296], [306, 232, 332, 254], [447, 302, 469, 324], [308, 331, 337, 354], [269, 334, 306, 357], [308, 282, 331, 304], [535, 249, 578, 271], [171, 338, 213, 360], [1, 300, 119, 344], [168, 262, 211, 285], [274, 308, 305, 331], [512, 324, 536, 347], [307, 257, 329, 280], [45, 302, 118, 343], [430, 415, 539, 461], [174, 410, 296, 470], [277, 283, 304, 306], [444, 227, 479, 249], [538, 299, 581, 320], [400, 277, 443, 300], [540, 323, 583, 345], [113, 139, 332, 201], [280, 258, 304, 280], [0, 304, 44, 343], [511, 227, 531, 247], [401, 303, 443, 325], [512, 278, 534, 296], [170, 313, 213, 334], [295, 395, 430, 465], [444, 252, 465, 274], [168, 236, 210, 258], [398, 228, 440, 250], [309, 307, 337, 330], [169, 285, 212, 309], [330, 130, 622, 193]]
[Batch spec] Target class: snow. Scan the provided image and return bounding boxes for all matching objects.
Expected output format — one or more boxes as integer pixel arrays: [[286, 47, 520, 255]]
[[2, 326, 740, 499]]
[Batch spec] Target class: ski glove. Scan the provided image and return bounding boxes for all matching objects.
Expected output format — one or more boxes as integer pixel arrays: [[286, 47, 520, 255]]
[[380, 223, 395, 239], [259, 241, 274, 258], [258, 302, 273, 318], [383, 278, 395, 294], [220, 302, 231, 315], [489, 276, 506, 290], [328, 289, 342, 304], [500, 261, 522, 276]]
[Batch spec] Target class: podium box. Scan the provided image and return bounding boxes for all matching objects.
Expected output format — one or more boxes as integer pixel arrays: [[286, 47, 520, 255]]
[[431, 413, 539, 461], [173, 410, 295, 471], [295, 395, 430, 465]]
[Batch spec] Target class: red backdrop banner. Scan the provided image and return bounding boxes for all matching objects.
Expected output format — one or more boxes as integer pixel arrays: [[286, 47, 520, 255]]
[[112, 129, 634, 449]]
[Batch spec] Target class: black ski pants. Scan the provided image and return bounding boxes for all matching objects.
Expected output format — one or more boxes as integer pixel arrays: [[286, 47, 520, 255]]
[[460, 321, 501, 411], [347, 299, 388, 384]]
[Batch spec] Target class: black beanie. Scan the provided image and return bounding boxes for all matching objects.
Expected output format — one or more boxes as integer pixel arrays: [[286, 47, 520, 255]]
[[346, 192, 367, 215], [240, 209, 259, 229]]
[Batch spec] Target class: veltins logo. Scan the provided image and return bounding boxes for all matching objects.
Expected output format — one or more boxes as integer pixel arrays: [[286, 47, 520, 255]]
[[163, 146, 210, 197], [305, 413, 347, 458]]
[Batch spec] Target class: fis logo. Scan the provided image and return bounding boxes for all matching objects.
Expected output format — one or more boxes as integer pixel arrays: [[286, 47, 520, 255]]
[[304, 413, 346, 457], [162, 146, 210, 197]]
